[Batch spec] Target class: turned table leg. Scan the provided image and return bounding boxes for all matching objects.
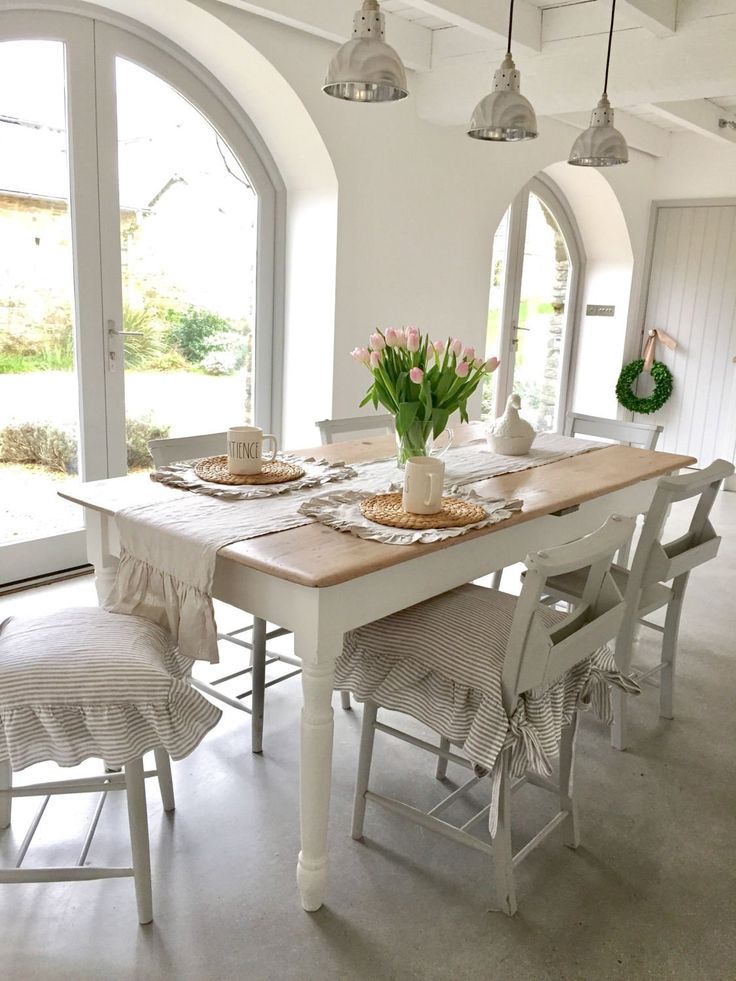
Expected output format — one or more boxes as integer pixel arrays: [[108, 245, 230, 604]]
[[295, 632, 341, 912]]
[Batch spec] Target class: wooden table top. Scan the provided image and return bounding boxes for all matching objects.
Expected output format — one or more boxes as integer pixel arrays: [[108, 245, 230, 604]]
[[59, 424, 696, 589]]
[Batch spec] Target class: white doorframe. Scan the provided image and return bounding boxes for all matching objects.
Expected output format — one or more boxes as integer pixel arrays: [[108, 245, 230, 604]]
[[493, 176, 585, 429], [0, 6, 285, 583]]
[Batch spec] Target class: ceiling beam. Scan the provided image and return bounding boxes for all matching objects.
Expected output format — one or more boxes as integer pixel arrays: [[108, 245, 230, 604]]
[[615, 0, 677, 36], [643, 99, 736, 143], [219, 0, 433, 71], [408, 0, 542, 53]]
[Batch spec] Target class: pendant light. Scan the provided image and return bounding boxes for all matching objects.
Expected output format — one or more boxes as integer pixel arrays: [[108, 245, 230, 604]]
[[568, 0, 628, 166], [467, 0, 537, 142], [323, 1, 408, 103]]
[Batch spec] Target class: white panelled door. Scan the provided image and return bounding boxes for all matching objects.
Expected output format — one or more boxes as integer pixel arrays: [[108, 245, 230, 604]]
[[642, 202, 736, 465]]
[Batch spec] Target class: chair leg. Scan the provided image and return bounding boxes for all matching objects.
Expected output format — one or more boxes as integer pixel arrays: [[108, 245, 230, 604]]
[[351, 700, 378, 841], [435, 737, 450, 780], [489, 569, 503, 590], [251, 616, 267, 754], [340, 690, 352, 711], [124, 757, 153, 925], [559, 713, 580, 848], [660, 581, 686, 720], [0, 760, 11, 830], [153, 748, 175, 812], [610, 687, 628, 751], [490, 752, 516, 916]]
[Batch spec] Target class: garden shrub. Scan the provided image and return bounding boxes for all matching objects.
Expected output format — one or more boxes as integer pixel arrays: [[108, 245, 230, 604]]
[[0, 422, 77, 473], [165, 305, 235, 366], [0, 416, 169, 473], [126, 415, 170, 470]]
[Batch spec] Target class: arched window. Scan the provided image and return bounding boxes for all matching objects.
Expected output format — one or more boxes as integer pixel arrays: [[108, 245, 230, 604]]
[[482, 177, 583, 432], [0, 11, 280, 583]]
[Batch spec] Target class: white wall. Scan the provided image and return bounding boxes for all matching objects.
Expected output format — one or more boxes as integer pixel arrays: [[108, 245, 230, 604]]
[[654, 132, 736, 201]]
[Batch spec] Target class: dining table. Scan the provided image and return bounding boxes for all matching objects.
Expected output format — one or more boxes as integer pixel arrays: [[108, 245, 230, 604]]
[[58, 422, 696, 911]]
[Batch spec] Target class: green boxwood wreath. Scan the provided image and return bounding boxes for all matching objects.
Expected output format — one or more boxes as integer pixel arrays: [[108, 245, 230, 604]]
[[615, 358, 673, 415]]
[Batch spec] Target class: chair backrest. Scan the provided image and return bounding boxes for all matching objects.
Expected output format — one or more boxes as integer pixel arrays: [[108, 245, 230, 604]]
[[316, 414, 395, 445], [625, 458, 734, 596], [564, 412, 663, 450], [148, 432, 227, 468], [501, 514, 636, 713]]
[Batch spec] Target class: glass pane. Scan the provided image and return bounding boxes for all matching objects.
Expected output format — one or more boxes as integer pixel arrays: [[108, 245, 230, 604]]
[[482, 207, 510, 420], [115, 58, 258, 472], [512, 193, 572, 433], [0, 40, 83, 547]]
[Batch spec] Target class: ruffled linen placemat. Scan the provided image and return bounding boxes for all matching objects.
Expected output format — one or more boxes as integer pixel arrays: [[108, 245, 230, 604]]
[[150, 454, 357, 499], [298, 488, 523, 545]]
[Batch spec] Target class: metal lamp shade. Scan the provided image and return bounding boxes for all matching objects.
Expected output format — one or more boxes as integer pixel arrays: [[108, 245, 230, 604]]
[[568, 95, 628, 166], [467, 54, 538, 142], [323, 2, 408, 103]]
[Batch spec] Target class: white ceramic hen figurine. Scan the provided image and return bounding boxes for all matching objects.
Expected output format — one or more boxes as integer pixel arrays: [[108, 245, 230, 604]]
[[486, 393, 536, 455]]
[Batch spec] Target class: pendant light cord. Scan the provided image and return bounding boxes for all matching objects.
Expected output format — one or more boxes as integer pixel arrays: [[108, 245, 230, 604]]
[[603, 0, 617, 95], [506, 0, 514, 55]]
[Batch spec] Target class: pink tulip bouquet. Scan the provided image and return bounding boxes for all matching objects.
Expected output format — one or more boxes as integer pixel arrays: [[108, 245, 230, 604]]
[[351, 327, 500, 465]]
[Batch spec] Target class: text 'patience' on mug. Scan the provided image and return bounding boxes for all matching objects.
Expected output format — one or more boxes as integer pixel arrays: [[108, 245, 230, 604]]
[[227, 426, 278, 475], [402, 456, 444, 515]]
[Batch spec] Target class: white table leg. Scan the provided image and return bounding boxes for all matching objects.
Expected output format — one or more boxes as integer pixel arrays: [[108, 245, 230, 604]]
[[85, 510, 118, 603], [295, 630, 341, 912]]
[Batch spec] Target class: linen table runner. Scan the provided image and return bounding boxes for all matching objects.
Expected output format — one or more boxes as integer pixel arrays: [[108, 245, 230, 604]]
[[104, 433, 604, 663]]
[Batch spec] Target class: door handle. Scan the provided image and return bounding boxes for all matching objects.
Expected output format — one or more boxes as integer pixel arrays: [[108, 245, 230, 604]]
[[108, 327, 144, 337]]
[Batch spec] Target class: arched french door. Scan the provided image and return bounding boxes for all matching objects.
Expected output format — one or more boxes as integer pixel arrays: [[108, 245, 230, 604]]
[[0, 10, 280, 585], [482, 177, 583, 432]]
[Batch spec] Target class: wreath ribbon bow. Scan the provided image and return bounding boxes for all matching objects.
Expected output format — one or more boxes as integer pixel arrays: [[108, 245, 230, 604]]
[[642, 328, 677, 372]]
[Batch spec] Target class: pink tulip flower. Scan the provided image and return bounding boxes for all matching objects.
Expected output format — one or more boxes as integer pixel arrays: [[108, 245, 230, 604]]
[[406, 331, 421, 353], [395, 329, 407, 348], [369, 332, 386, 352], [450, 337, 463, 357], [370, 350, 382, 368], [484, 356, 500, 372], [385, 327, 399, 347], [409, 366, 424, 384], [433, 339, 446, 355], [463, 346, 476, 361], [455, 360, 470, 378], [473, 358, 484, 370], [350, 346, 371, 365]]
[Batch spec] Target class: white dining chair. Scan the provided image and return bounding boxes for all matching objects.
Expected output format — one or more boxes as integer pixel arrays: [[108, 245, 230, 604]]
[[542, 458, 734, 750], [149, 432, 302, 751], [0, 607, 221, 924], [316, 414, 394, 444], [564, 412, 663, 450], [339, 514, 636, 915]]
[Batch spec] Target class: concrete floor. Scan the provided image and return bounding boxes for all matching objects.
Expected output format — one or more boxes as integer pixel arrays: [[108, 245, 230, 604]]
[[1, 491, 735, 981]]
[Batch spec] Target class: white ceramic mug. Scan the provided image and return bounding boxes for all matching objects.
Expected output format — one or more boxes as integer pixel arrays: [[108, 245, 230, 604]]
[[402, 456, 445, 515], [227, 426, 278, 475]]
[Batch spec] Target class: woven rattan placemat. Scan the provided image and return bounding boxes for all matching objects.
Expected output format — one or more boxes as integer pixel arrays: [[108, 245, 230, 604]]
[[193, 455, 306, 486], [359, 492, 487, 530]]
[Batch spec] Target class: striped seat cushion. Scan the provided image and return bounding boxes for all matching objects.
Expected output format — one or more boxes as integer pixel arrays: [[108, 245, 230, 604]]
[[336, 584, 631, 779], [0, 607, 221, 771]]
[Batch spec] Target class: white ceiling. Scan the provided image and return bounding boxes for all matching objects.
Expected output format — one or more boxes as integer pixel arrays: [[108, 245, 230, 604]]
[[223, 1, 736, 153]]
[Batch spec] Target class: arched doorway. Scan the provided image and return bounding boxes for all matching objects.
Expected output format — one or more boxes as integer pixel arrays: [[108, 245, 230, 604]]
[[482, 176, 584, 432], [0, 10, 280, 583]]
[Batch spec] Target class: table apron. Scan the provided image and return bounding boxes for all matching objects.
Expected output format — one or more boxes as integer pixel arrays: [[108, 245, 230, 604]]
[[208, 478, 658, 656]]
